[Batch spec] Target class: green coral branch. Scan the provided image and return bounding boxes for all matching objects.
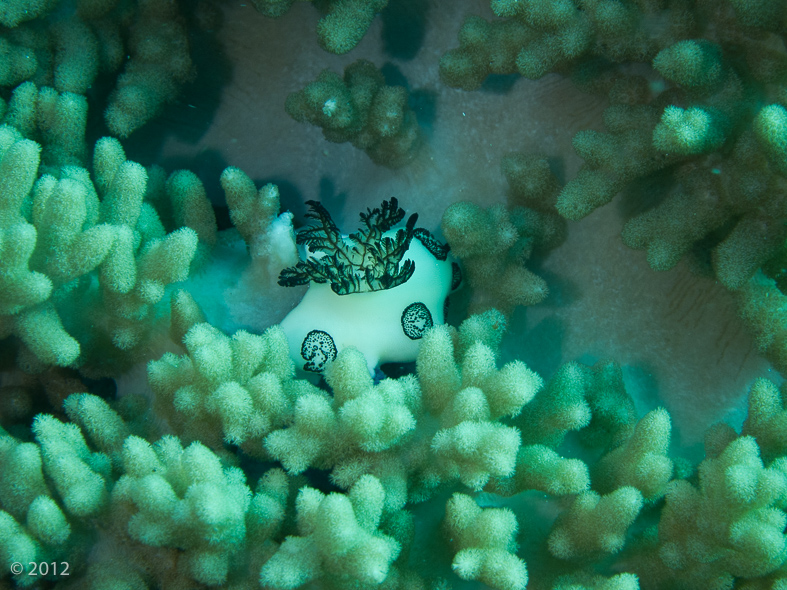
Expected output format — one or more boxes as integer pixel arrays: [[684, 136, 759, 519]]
[[250, 0, 389, 54], [0, 124, 221, 376], [442, 0, 787, 340], [0, 0, 195, 139], [5, 311, 787, 588], [285, 59, 423, 168]]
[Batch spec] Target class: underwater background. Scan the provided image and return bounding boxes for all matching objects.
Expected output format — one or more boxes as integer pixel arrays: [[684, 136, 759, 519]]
[[152, 0, 774, 447], [1, 0, 786, 589]]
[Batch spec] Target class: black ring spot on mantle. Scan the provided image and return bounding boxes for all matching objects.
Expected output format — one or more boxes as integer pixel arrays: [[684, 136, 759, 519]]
[[401, 302, 433, 340], [301, 330, 337, 372]]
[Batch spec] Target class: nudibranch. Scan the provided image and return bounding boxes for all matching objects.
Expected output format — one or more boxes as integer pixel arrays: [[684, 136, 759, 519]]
[[278, 198, 460, 374]]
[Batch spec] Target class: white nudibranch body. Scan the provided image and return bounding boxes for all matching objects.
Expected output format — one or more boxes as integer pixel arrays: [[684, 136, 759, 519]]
[[278, 199, 459, 374]]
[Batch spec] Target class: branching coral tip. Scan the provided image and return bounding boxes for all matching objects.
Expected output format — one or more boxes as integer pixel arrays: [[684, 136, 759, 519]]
[[278, 198, 460, 373]]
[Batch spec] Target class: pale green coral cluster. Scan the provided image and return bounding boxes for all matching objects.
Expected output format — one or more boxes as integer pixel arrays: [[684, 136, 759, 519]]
[[0, 312, 536, 588], [0, 125, 214, 376], [0, 2, 236, 382], [148, 309, 541, 510], [0, 393, 287, 588], [0, 81, 295, 383], [0, 0, 195, 139], [250, 0, 388, 54], [5, 0, 787, 589], [148, 321, 295, 454], [441, 153, 566, 317], [260, 475, 402, 589], [6, 308, 787, 589], [2, 82, 88, 171], [285, 59, 423, 169], [441, 0, 787, 376], [444, 493, 527, 590]]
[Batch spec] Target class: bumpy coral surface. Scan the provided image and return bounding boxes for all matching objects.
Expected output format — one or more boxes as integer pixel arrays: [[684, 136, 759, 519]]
[[0, 0, 195, 139], [3, 0, 787, 589], [251, 0, 388, 54], [286, 60, 424, 168]]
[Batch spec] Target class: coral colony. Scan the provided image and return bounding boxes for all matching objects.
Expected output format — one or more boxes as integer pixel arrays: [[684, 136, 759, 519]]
[[2, 1, 787, 590]]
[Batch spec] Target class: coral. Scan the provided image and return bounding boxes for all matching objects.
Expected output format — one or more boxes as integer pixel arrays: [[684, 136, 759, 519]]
[[442, 4, 787, 288], [0, 0, 195, 138], [625, 379, 787, 588], [515, 361, 592, 448], [736, 272, 787, 375], [636, 436, 787, 589], [441, 0, 787, 408], [104, 0, 194, 138], [250, 0, 388, 54], [112, 436, 254, 586], [147, 310, 541, 508], [755, 104, 787, 177], [741, 378, 787, 463], [548, 486, 644, 560], [0, 392, 292, 588], [7, 303, 787, 589], [593, 408, 673, 502], [441, 201, 548, 316], [0, 396, 118, 587], [147, 321, 296, 454], [1, 82, 88, 170], [492, 444, 590, 497], [6, 1, 787, 588], [444, 492, 528, 590], [0, 311, 551, 589], [220, 167, 290, 260], [260, 475, 401, 589], [215, 166, 302, 331], [501, 152, 568, 253], [439, 153, 566, 318], [553, 572, 640, 590], [0, 0, 59, 28], [0, 127, 212, 376], [285, 59, 423, 168], [438, 15, 531, 91], [440, 0, 693, 90]]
